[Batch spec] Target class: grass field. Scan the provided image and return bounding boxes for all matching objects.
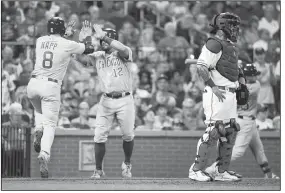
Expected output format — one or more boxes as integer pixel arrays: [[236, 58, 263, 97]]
[[2, 178, 281, 190]]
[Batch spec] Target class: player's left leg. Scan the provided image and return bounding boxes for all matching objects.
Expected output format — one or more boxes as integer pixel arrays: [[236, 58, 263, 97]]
[[37, 84, 61, 178], [249, 125, 280, 179], [27, 79, 44, 153], [116, 95, 135, 178]]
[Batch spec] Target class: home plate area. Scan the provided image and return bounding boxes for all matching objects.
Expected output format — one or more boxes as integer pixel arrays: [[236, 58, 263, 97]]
[[2, 178, 280, 190]]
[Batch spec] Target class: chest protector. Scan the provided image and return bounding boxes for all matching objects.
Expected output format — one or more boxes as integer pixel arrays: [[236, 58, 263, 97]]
[[209, 37, 239, 82]]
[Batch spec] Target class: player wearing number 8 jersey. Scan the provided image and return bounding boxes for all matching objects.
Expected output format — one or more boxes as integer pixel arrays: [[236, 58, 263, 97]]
[[76, 22, 135, 179], [27, 17, 95, 178]]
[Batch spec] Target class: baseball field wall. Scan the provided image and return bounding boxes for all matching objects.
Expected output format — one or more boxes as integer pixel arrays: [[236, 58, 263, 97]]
[[30, 130, 280, 178]]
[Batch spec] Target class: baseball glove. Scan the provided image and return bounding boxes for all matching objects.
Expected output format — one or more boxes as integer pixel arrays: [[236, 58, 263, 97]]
[[236, 83, 249, 105]]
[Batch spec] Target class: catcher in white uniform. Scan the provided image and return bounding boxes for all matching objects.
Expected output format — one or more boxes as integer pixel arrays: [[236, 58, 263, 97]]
[[188, 13, 249, 182], [77, 21, 135, 179], [230, 63, 279, 179], [27, 17, 95, 178]]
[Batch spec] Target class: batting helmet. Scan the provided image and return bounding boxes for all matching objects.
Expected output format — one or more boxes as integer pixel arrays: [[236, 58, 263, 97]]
[[241, 63, 261, 76], [47, 17, 66, 36], [210, 12, 241, 42], [102, 28, 118, 40]]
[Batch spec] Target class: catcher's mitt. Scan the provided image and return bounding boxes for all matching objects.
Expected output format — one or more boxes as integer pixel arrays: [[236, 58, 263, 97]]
[[236, 84, 249, 105]]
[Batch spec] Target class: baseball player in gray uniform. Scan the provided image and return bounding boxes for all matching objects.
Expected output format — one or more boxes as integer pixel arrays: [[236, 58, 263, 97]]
[[77, 21, 135, 179], [231, 63, 279, 179], [27, 17, 95, 178]]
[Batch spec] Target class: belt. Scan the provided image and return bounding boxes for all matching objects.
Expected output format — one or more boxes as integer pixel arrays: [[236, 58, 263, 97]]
[[218, 86, 236, 93], [31, 75, 59, 84], [238, 115, 256, 120], [105, 92, 130, 99], [208, 122, 230, 127]]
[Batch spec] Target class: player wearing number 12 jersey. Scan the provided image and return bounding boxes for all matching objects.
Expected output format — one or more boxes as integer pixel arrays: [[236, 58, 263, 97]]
[[27, 17, 94, 178], [77, 22, 135, 179]]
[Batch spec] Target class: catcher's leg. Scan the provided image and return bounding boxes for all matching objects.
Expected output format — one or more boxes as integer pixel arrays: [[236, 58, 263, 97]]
[[116, 95, 135, 178], [213, 118, 241, 181], [189, 121, 222, 181], [93, 101, 115, 179], [250, 125, 279, 179]]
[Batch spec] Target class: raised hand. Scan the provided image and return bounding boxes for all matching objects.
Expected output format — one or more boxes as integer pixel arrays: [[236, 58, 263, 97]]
[[65, 20, 76, 37], [79, 20, 92, 41], [93, 24, 106, 40]]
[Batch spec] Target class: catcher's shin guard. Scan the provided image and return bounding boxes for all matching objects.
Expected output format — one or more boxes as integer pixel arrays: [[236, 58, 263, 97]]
[[217, 118, 239, 172], [193, 121, 223, 171]]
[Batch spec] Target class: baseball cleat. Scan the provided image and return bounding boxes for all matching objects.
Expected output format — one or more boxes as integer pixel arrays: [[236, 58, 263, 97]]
[[264, 172, 280, 179], [227, 170, 243, 178], [121, 162, 132, 178], [38, 151, 49, 178], [189, 164, 212, 182], [34, 129, 43, 153], [211, 166, 241, 182], [91, 169, 105, 179]]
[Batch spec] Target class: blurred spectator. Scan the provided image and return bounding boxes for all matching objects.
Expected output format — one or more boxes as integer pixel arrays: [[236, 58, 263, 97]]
[[158, 22, 190, 73], [172, 110, 186, 131], [256, 105, 274, 131], [151, 74, 176, 111], [258, 4, 279, 38], [254, 48, 276, 118], [118, 21, 140, 49], [272, 115, 280, 131], [138, 69, 152, 94], [71, 102, 96, 130], [135, 110, 155, 131], [253, 29, 270, 51], [2, 70, 16, 113], [19, 95, 33, 122], [2, 103, 30, 127], [138, 24, 156, 59], [181, 98, 202, 130], [244, 16, 260, 47], [153, 104, 173, 131], [176, 14, 194, 43], [2, 23, 17, 41], [57, 106, 71, 129]]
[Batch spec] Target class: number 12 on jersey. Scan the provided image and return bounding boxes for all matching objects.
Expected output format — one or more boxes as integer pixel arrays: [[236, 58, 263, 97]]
[[113, 67, 123, 77], [42, 51, 54, 69]]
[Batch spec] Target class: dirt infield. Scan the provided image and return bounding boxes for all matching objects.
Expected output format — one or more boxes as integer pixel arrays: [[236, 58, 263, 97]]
[[2, 178, 280, 190]]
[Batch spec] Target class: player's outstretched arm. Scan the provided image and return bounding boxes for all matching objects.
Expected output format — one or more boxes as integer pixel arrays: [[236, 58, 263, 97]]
[[93, 24, 130, 59]]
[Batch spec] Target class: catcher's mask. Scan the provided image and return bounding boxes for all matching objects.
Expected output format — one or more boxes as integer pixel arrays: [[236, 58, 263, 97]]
[[100, 28, 118, 45], [210, 12, 241, 42], [47, 17, 66, 36], [241, 63, 261, 76]]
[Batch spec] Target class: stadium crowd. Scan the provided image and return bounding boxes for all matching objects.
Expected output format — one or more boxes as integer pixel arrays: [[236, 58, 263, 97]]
[[1, 1, 281, 131]]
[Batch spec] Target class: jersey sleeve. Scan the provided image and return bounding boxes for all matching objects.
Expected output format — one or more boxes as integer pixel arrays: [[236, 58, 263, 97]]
[[65, 40, 85, 54], [197, 45, 222, 69], [122, 46, 133, 62]]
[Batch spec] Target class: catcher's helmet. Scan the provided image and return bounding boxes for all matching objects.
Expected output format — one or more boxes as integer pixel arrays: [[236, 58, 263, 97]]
[[210, 12, 241, 42], [47, 17, 66, 36], [241, 63, 261, 76]]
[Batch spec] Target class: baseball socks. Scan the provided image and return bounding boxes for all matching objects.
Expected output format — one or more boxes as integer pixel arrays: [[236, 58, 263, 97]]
[[40, 126, 56, 158], [95, 143, 106, 170], [123, 140, 134, 165]]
